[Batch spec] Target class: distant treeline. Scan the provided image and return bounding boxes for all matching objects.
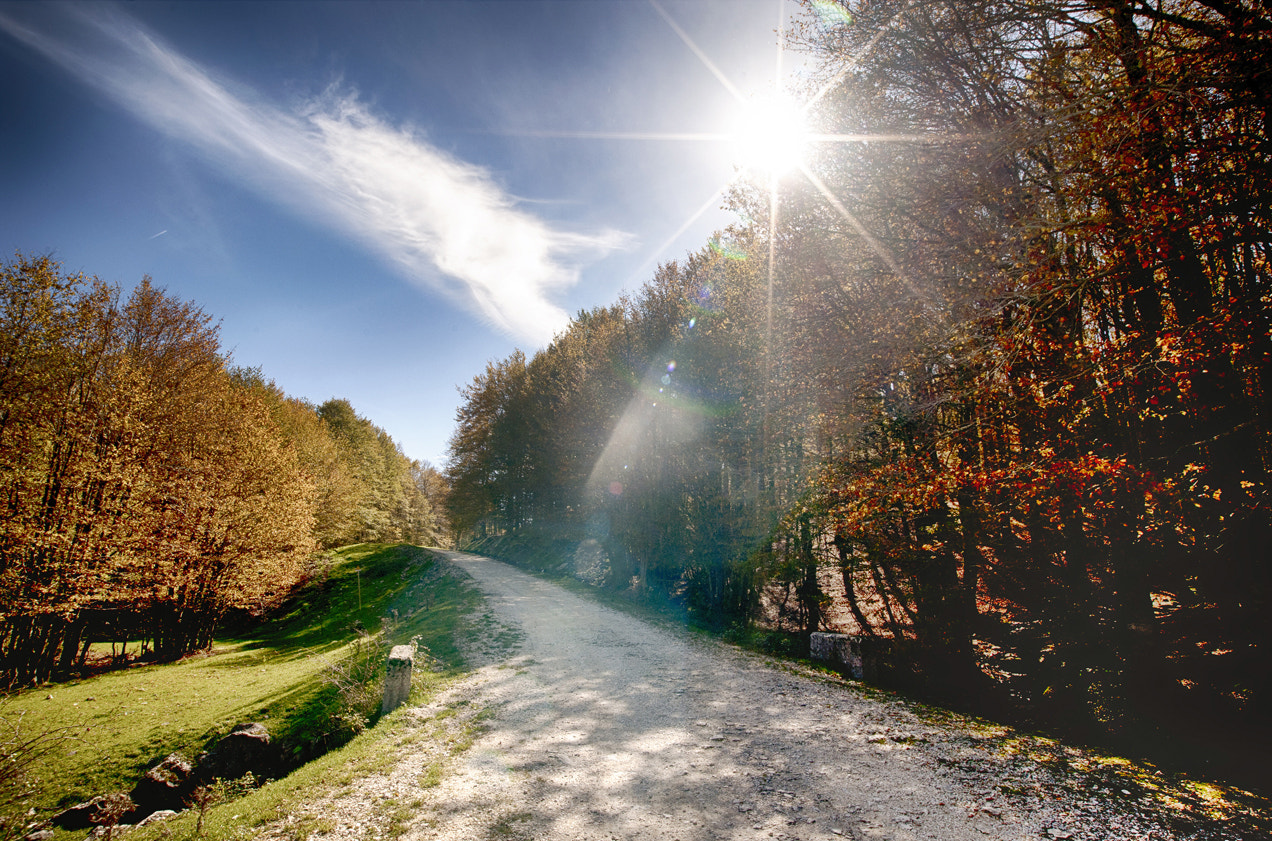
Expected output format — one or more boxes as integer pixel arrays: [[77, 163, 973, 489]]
[[0, 256, 448, 686], [447, 0, 1272, 752]]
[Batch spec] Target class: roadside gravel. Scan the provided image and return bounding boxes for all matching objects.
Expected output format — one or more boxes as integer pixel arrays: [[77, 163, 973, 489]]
[[269, 551, 1268, 841]]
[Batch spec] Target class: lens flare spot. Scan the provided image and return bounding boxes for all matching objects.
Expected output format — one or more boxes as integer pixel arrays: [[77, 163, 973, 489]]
[[811, 0, 853, 28], [667, 360, 676, 372], [709, 237, 747, 261], [608, 481, 624, 496]]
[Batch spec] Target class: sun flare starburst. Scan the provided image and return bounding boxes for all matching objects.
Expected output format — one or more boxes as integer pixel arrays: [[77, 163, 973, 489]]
[[729, 94, 811, 179], [504, 1, 928, 296]]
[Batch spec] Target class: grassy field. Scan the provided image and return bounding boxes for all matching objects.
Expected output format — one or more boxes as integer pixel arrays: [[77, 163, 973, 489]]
[[1, 543, 482, 840]]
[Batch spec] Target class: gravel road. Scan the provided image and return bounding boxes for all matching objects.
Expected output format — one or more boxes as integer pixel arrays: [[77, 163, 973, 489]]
[[272, 551, 1261, 841]]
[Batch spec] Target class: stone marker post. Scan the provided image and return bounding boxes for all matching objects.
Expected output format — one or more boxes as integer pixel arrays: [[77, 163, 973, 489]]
[[810, 632, 868, 680], [382, 644, 415, 715]]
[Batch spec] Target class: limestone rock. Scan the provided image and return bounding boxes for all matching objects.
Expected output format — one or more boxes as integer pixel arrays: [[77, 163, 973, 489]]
[[128, 753, 195, 817], [52, 793, 134, 831], [136, 810, 178, 827], [197, 723, 274, 782]]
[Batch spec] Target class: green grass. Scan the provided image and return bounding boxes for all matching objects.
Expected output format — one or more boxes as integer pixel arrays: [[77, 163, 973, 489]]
[[1, 543, 482, 835], [123, 691, 477, 841]]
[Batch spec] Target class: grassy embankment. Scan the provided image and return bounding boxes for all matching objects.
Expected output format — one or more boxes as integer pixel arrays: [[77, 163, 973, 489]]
[[2, 543, 482, 841]]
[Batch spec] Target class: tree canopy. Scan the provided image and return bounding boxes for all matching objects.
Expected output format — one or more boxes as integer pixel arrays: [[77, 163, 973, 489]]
[[0, 256, 449, 685]]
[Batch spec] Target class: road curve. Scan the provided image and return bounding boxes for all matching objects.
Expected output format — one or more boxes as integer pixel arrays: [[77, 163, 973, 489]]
[[402, 552, 1212, 841]]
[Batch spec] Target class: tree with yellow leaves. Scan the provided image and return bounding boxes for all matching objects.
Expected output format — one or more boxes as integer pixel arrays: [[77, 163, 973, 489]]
[[0, 257, 317, 683]]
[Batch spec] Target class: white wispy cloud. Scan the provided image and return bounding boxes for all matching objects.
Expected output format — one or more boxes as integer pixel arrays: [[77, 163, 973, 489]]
[[0, 5, 629, 344]]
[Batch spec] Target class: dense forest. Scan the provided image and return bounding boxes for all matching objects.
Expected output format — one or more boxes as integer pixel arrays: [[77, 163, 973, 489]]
[[446, 0, 1272, 757], [0, 256, 449, 686]]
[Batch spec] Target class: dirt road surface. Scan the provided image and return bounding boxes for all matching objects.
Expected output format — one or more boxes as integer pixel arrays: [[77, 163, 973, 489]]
[[273, 552, 1258, 841]]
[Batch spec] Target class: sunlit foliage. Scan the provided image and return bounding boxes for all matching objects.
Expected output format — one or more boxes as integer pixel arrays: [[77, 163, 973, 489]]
[[768, 0, 1272, 735], [0, 256, 448, 685], [316, 398, 447, 548]]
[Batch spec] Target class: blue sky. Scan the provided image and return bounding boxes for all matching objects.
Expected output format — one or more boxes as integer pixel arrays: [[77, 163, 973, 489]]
[[0, 0, 803, 467]]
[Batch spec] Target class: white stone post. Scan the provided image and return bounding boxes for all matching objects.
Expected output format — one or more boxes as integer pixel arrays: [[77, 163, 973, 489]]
[[381, 644, 415, 715]]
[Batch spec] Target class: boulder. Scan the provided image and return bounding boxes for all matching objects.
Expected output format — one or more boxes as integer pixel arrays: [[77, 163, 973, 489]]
[[196, 723, 274, 782], [127, 753, 195, 817], [52, 793, 134, 831], [52, 796, 108, 831], [136, 810, 178, 827]]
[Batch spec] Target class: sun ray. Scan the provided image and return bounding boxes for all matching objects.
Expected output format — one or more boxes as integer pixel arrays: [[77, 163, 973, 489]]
[[623, 185, 730, 288], [514, 0, 971, 518], [648, 0, 747, 106], [809, 132, 988, 144], [804, 0, 921, 111], [799, 164, 940, 320], [506, 130, 730, 143]]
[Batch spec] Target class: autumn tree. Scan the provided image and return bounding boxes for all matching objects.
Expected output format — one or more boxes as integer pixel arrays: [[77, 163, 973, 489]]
[[445, 237, 776, 619], [317, 398, 442, 547], [0, 258, 319, 682], [768, 0, 1272, 727]]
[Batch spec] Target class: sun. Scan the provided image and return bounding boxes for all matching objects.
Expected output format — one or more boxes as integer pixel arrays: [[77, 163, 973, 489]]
[[729, 94, 811, 179]]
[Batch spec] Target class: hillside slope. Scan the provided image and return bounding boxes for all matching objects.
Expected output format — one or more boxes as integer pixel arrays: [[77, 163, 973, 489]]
[[2, 544, 478, 839]]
